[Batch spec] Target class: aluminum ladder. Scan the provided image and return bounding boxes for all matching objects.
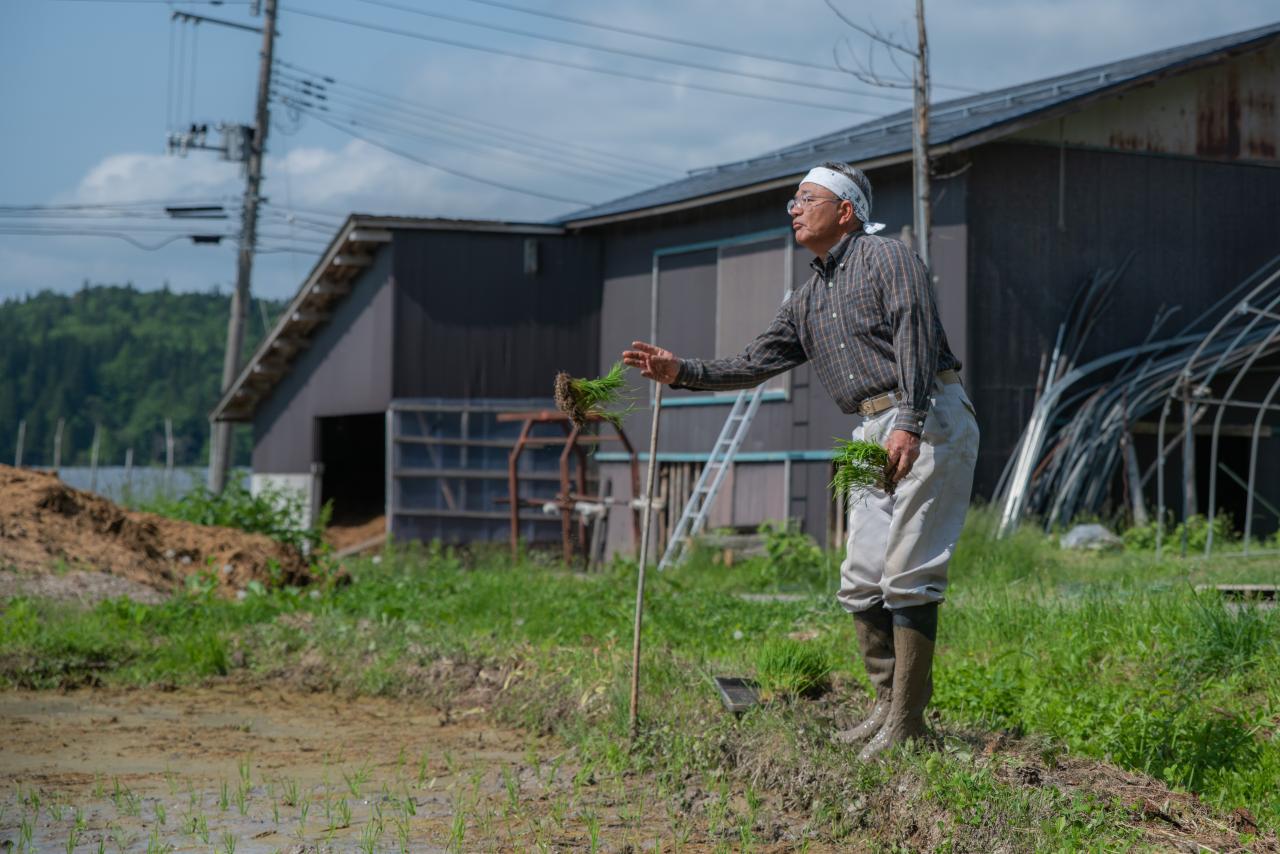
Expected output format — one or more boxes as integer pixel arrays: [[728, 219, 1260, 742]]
[[657, 385, 766, 570]]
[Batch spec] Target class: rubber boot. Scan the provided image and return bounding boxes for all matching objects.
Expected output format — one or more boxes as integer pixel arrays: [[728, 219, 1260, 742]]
[[834, 605, 894, 744], [858, 603, 937, 762]]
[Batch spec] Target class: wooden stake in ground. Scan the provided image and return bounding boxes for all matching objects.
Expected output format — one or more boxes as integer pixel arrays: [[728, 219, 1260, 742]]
[[629, 383, 663, 741]]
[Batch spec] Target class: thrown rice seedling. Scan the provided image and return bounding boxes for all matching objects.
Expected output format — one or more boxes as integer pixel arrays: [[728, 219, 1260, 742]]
[[829, 437, 893, 498], [553, 362, 633, 428]]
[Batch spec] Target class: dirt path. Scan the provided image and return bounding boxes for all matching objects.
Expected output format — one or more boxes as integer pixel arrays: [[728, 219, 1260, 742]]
[[0, 685, 817, 853]]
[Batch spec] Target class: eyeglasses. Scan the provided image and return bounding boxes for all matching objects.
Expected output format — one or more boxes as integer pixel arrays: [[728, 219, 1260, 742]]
[[786, 193, 841, 215]]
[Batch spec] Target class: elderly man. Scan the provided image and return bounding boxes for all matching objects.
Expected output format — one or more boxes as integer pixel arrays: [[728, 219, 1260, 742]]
[[622, 161, 978, 760]]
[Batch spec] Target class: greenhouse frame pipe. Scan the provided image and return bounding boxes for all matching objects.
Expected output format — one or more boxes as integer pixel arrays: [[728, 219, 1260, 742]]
[[1203, 320, 1280, 554], [999, 334, 1203, 536], [1243, 370, 1280, 553]]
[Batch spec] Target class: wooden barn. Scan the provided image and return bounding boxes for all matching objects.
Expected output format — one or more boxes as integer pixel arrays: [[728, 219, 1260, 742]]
[[212, 22, 1280, 553]]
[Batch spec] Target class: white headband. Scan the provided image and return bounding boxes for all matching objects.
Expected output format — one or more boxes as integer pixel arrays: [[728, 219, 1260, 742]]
[[800, 167, 885, 235]]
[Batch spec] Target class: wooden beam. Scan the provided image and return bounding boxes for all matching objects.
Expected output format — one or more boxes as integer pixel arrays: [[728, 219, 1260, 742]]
[[331, 254, 372, 268], [346, 228, 392, 244], [290, 310, 329, 325], [270, 336, 308, 354], [310, 280, 352, 296]]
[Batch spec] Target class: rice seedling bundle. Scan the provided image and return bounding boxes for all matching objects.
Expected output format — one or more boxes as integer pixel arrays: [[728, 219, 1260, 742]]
[[754, 637, 832, 700], [553, 362, 633, 428], [829, 437, 893, 498]]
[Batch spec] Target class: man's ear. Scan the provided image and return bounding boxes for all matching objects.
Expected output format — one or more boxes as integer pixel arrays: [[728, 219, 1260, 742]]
[[839, 200, 857, 227]]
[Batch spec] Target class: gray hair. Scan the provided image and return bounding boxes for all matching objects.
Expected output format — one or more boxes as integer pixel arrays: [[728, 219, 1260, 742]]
[[819, 161, 873, 220]]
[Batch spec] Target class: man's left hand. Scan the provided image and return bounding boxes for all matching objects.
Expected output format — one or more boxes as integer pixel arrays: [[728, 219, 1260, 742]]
[[885, 429, 921, 483]]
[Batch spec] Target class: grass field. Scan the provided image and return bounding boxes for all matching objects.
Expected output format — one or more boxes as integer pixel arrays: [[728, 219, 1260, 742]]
[[2, 510, 1277, 850]]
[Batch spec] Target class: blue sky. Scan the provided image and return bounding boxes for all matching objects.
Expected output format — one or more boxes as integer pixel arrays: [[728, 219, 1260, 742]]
[[2, 0, 1276, 301]]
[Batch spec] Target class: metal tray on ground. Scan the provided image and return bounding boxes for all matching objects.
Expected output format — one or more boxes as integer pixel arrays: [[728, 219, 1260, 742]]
[[713, 676, 760, 713]]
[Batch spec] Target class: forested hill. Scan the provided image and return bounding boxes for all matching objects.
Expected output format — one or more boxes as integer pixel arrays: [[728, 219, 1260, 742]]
[[0, 285, 286, 468]]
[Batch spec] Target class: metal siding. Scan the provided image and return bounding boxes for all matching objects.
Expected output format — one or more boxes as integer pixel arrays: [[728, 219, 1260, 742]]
[[732, 462, 788, 526], [391, 230, 602, 398], [1012, 42, 1279, 161], [251, 249, 395, 473], [966, 141, 1280, 496]]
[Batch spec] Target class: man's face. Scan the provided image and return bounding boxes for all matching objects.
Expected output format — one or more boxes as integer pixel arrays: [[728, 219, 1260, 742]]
[[789, 181, 855, 255]]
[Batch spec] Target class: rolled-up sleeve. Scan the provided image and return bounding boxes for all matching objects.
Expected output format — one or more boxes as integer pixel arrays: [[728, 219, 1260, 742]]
[[874, 241, 940, 434], [673, 299, 807, 391]]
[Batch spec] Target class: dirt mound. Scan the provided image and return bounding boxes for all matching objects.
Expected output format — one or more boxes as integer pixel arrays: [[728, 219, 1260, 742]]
[[0, 465, 310, 595]]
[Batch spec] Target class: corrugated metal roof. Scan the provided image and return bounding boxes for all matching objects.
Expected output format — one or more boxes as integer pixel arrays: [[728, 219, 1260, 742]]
[[560, 21, 1280, 226]]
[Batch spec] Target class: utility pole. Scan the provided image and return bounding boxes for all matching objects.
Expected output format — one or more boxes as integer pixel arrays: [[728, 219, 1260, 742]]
[[828, 0, 933, 265], [210, 0, 277, 493], [911, 0, 931, 269]]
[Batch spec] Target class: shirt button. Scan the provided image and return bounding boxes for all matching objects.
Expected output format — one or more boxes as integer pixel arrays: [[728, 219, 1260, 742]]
[[827, 282, 832, 288], [839, 343, 846, 349], [848, 374, 854, 380], [831, 312, 837, 319]]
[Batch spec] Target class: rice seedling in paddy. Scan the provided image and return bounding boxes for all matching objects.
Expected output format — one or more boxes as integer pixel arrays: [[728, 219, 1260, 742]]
[[553, 361, 632, 427], [829, 437, 892, 497]]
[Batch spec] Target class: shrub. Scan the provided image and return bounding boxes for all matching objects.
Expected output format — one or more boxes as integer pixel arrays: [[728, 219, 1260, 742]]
[[757, 520, 826, 588], [142, 482, 331, 554], [1123, 513, 1236, 552]]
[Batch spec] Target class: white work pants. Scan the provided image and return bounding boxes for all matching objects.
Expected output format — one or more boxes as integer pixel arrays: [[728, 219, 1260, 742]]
[[836, 381, 980, 613]]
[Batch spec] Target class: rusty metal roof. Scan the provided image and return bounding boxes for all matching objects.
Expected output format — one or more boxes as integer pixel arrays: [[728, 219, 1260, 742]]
[[561, 21, 1280, 227]]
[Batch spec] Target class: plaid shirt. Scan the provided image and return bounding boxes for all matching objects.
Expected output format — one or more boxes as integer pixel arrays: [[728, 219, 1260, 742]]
[[673, 231, 961, 434]]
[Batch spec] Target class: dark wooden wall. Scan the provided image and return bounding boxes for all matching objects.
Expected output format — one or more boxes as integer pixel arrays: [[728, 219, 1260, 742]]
[[392, 230, 603, 398], [965, 141, 1280, 498], [252, 249, 395, 473]]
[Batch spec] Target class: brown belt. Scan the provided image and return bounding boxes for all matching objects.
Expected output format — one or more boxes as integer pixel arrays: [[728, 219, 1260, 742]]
[[857, 369, 961, 417]]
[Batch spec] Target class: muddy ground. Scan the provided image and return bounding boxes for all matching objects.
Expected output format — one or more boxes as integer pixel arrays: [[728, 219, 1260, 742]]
[[0, 685, 823, 853]]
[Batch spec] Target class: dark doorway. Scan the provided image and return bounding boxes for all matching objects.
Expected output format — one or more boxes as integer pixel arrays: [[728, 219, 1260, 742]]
[[317, 413, 385, 526]]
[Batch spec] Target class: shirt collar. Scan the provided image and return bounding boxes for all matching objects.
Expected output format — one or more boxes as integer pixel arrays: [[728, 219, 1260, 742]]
[[808, 231, 860, 277]]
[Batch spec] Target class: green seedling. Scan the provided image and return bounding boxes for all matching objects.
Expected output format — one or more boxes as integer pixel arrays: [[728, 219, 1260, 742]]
[[281, 778, 300, 807], [218, 781, 229, 812], [220, 830, 237, 854], [829, 437, 892, 497], [234, 782, 248, 815], [342, 762, 371, 798], [154, 800, 166, 825], [584, 809, 601, 853], [448, 811, 466, 853], [554, 361, 633, 428], [416, 750, 430, 786]]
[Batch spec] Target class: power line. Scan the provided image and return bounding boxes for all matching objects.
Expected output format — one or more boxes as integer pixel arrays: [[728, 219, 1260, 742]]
[[274, 58, 678, 180], [279, 6, 878, 115], [351, 0, 906, 103], [0, 227, 231, 250], [291, 107, 595, 206], [272, 77, 659, 188], [450, 0, 981, 93]]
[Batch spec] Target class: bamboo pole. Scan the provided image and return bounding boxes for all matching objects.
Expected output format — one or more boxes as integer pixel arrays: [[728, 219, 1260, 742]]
[[14, 419, 25, 468], [629, 383, 663, 742]]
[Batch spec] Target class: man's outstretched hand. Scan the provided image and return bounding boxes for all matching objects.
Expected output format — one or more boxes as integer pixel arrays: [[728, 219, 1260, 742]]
[[622, 341, 680, 384]]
